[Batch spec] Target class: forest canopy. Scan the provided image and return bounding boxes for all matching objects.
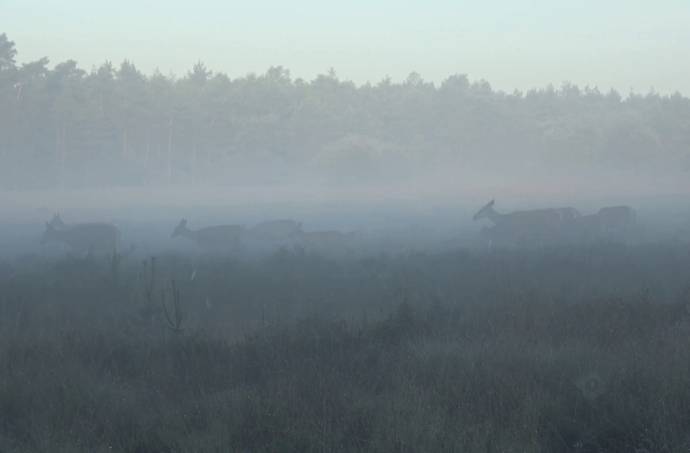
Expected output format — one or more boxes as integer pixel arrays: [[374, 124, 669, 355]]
[[1, 33, 689, 189]]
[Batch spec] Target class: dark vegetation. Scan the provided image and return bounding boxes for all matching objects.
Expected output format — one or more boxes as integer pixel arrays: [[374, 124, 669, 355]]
[[1, 32, 690, 188], [1, 244, 690, 452]]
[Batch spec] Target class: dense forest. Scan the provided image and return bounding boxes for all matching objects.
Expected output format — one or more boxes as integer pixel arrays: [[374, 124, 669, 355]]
[[1, 33, 689, 189]]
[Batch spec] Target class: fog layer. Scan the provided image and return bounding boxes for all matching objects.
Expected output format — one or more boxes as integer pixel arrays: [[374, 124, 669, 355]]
[[1, 34, 689, 255]]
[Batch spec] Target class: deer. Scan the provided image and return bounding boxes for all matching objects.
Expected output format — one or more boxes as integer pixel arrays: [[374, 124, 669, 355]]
[[473, 200, 581, 225], [171, 219, 245, 251], [41, 219, 120, 255], [574, 205, 637, 242], [296, 229, 357, 255], [473, 200, 581, 248], [596, 206, 636, 234], [247, 219, 303, 241]]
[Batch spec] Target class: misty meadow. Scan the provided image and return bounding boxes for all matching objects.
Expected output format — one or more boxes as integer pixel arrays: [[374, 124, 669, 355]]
[[2, 18, 690, 453]]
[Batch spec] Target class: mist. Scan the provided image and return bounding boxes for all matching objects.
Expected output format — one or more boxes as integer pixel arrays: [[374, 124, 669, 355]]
[[2, 32, 690, 251], [2, 3, 690, 450]]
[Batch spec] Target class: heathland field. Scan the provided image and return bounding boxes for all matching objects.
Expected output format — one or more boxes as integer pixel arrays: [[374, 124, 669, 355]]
[[1, 244, 690, 452]]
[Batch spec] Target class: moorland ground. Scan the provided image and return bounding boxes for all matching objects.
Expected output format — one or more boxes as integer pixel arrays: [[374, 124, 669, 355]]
[[1, 243, 690, 452]]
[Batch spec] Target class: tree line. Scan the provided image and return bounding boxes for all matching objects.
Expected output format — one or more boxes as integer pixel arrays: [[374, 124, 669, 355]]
[[1, 33, 689, 189]]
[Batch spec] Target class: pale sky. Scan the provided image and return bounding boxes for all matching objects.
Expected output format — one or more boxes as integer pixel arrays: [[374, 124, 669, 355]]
[[3, 0, 690, 94]]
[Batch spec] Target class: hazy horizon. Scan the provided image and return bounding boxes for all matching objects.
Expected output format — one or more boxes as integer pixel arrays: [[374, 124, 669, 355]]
[[4, 0, 690, 95], [2, 0, 689, 245]]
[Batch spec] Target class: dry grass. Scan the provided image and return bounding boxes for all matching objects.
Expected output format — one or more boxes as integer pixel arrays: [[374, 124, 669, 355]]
[[0, 244, 689, 452]]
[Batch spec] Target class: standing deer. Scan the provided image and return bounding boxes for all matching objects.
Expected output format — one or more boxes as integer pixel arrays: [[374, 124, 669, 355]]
[[575, 205, 637, 242], [171, 219, 245, 251], [473, 200, 581, 247], [296, 230, 356, 255], [473, 200, 581, 224], [597, 206, 636, 234], [41, 220, 120, 254], [248, 219, 303, 241]]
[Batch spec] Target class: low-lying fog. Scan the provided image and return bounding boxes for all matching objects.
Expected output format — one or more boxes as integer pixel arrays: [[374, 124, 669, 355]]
[[1, 169, 689, 259], [2, 32, 690, 258]]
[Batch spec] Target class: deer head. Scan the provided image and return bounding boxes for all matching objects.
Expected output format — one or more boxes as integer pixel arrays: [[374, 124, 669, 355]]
[[172, 219, 189, 238], [473, 200, 495, 221]]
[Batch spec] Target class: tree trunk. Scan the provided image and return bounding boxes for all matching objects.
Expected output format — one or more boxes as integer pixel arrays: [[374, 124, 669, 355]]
[[122, 128, 128, 160], [55, 124, 65, 189], [167, 118, 173, 183], [192, 141, 198, 182], [145, 132, 150, 167]]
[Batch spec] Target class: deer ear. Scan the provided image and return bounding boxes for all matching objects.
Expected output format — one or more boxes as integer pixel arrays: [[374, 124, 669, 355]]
[[489, 200, 495, 207]]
